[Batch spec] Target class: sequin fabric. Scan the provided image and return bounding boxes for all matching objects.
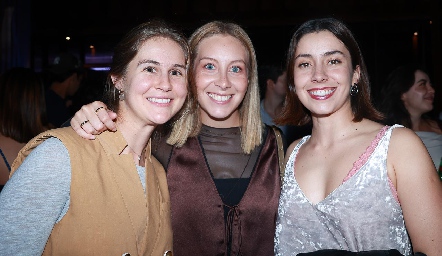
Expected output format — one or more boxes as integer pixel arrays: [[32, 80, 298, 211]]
[[274, 125, 412, 256]]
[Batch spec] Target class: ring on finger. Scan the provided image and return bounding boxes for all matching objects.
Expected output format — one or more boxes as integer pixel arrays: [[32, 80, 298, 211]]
[[95, 106, 105, 113], [80, 120, 89, 128]]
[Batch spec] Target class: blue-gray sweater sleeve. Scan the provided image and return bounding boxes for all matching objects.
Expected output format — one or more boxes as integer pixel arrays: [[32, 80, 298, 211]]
[[0, 138, 71, 255]]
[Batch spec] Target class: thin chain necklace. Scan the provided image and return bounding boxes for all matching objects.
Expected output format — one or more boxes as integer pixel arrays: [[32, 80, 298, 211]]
[[222, 152, 252, 201], [126, 144, 144, 163]]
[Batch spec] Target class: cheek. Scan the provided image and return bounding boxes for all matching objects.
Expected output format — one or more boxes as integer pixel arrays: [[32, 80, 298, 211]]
[[293, 74, 306, 90], [234, 77, 248, 93], [195, 71, 212, 89], [174, 80, 188, 97], [129, 74, 150, 92]]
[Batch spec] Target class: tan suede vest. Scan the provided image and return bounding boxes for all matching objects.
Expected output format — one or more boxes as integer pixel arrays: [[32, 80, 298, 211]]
[[11, 127, 173, 256]]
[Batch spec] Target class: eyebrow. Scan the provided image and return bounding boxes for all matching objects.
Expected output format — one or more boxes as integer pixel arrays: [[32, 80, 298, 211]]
[[294, 50, 345, 60], [137, 59, 186, 69], [416, 78, 428, 84], [198, 57, 247, 65]]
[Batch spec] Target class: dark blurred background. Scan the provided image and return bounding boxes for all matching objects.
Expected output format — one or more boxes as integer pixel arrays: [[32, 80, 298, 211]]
[[1, 0, 441, 114]]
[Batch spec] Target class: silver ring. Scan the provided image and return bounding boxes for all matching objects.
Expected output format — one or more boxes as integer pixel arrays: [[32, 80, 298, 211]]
[[80, 120, 89, 128]]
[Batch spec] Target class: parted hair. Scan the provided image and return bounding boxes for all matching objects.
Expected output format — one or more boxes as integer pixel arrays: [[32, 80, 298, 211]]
[[103, 19, 190, 126], [0, 67, 49, 143], [275, 17, 384, 126], [167, 21, 263, 154]]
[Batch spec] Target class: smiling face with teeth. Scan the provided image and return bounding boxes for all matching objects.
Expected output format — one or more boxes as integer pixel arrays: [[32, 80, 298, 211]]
[[292, 30, 360, 118], [112, 37, 188, 127], [193, 34, 249, 127]]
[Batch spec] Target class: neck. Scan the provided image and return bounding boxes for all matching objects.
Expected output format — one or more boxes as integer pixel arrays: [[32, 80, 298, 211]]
[[200, 110, 241, 128], [117, 120, 155, 165], [50, 83, 68, 99], [310, 106, 357, 145]]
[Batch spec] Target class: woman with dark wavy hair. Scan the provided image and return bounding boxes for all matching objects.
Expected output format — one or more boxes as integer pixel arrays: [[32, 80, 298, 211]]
[[274, 18, 442, 255], [378, 63, 441, 169]]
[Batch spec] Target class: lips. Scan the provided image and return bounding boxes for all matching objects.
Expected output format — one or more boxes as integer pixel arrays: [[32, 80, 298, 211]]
[[207, 93, 232, 102], [307, 88, 336, 100], [423, 95, 434, 101]]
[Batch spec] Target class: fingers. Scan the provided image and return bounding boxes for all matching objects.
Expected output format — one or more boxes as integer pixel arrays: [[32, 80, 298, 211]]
[[70, 101, 117, 140], [71, 113, 96, 140], [94, 104, 117, 132]]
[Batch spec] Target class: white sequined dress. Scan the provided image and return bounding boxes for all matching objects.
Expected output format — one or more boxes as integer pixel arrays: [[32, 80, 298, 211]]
[[274, 125, 412, 255]]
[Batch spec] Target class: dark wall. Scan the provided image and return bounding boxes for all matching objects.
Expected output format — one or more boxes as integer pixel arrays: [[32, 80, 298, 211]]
[[2, 0, 441, 114]]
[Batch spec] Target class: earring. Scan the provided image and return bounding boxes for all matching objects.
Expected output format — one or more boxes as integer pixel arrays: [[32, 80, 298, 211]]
[[350, 83, 358, 96], [289, 85, 296, 93], [118, 90, 125, 101]]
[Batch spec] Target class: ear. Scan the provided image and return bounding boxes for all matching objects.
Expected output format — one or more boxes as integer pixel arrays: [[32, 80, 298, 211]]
[[267, 78, 275, 89], [111, 74, 123, 90], [400, 92, 407, 101], [352, 65, 361, 84]]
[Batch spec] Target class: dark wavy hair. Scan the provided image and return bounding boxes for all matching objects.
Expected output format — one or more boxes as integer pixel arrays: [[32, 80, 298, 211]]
[[275, 17, 384, 126], [378, 63, 431, 128], [0, 67, 49, 143]]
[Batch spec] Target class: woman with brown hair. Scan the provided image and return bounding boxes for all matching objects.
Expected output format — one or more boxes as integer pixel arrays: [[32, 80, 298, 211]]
[[0, 20, 189, 255]]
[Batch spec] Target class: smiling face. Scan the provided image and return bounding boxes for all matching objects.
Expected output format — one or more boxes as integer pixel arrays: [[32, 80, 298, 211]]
[[113, 37, 188, 126], [193, 34, 249, 127], [401, 69, 435, 117], [293, 30, 360, 118]]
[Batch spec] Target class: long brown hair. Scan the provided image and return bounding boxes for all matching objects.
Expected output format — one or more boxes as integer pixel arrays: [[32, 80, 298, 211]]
[[0, 67, 49, 143]]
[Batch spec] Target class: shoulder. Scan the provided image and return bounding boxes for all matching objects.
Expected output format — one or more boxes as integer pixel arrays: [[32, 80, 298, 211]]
[[387, 125, 426, 156], [284, 137, 305, 163], [387, 125, 435, 175], [428, 119, 442, 134], [389, 125, 423, 145]]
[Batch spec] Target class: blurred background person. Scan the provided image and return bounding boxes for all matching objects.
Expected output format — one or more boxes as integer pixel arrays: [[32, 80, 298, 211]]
[[259, 63, 311, 147], [0, 67, 49, 192], [43, 52, 84, 128], [378, 63, 442, 169]]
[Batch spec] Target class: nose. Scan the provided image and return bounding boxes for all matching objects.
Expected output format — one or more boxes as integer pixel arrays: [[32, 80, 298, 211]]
[[156, 72, 172, 92], [427, 83, 435, 94], [215, 72, 230, 90], [311, 64, 327, 83]]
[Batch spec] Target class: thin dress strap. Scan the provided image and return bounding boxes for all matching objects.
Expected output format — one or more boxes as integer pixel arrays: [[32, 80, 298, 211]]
[[0, 148, 11, 171]]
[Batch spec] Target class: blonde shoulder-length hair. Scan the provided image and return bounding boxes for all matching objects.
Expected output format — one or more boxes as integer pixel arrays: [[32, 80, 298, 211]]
[[167, 21, 263, 154]]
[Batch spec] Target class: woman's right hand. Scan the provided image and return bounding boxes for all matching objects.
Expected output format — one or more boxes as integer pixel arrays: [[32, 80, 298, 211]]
[[70, 101, 117, 140]]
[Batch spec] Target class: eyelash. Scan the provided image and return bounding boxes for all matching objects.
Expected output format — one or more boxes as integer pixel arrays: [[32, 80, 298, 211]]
[[144, 66, 156, 73], [231, 66, 242, 73], [329, 59, 341, 65], [144, 66, 183, 76], [204, 63, 215, 70], [203, 63, 243, 73], [297, 58, 341, 68], [170, 70, 183, 76]]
